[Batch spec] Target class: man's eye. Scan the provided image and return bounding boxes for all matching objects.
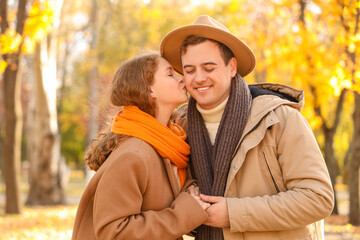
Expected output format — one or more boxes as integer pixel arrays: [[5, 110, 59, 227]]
[[185, 70, 194, 74], [205, 68, 214, 72]]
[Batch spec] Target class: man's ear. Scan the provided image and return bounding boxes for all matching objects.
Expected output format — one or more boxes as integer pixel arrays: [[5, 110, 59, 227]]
[[229, 57, 237, 78]]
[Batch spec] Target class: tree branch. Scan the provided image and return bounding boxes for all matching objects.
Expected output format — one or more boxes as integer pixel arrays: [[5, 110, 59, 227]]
[[0, 0, 8, 33], [16, 0, 28, 35], [333, 88, 348, 133], [309, 84, 329, 131]]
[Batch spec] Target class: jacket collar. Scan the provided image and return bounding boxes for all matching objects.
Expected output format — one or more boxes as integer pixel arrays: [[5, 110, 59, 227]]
[[230, 83, 304, 163], [242, 83, 304, 138]]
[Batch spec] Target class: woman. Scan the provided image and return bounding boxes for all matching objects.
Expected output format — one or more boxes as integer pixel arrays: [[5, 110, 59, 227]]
[[72, 53, 209, 240]]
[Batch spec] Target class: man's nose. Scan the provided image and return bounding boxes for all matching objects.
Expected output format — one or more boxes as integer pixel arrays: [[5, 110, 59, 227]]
[[194, 71, 206, 83]]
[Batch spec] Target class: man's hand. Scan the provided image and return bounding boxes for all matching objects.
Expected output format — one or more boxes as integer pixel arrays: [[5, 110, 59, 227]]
[[200, 194, 230, 228]]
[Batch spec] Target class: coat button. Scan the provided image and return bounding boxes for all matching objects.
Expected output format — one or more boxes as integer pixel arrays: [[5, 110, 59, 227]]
[[233, 165, 238, 170], [270, 119, 274, 123]]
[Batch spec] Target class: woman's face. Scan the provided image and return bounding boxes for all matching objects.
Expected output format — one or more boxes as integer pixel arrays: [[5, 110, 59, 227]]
[[151, 57, 188, 111]]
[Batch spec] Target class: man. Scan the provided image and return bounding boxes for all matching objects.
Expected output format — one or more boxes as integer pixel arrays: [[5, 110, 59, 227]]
[[160, 15, 334, 240]]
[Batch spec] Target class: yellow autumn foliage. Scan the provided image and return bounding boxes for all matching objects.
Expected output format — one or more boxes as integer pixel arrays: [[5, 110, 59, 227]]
[[0, 206, 76, 240], [0, 0, 56, 72], [23, 0, 55, 42], [0, 0, 358, 161], [0, 29, 22, 55], [0, 60, 8, 72]]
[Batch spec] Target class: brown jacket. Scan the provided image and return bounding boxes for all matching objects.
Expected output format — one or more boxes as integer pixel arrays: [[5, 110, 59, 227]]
[[176, 83, 334, 240], [72, 137, 208, 240]]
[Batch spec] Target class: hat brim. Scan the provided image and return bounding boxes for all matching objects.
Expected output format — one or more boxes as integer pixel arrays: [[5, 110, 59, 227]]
[[160, 25, 256, 77]]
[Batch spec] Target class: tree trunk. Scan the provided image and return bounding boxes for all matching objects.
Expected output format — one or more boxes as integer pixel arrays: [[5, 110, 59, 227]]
[[311, 87, 347, 215], [26, 38, 65, 205], [26, 0, 66, 205], [297, 0, 342, 214], [323, 129, 339, 215], [349, 91, 360, 225], [344, 4, 360, 226], [1, 0, 28, 214], [3, 58, 23, 214]]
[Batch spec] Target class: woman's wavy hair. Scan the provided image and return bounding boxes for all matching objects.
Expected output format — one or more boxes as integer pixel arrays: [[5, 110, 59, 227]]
[[85, 53, 159, 171]]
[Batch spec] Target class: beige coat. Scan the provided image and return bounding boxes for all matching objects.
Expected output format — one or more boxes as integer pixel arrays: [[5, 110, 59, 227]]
[[177, 83, 334, 240], [72, 137, 208, 240]]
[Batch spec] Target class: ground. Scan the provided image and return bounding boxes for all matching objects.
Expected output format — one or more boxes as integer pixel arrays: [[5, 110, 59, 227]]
[[0, 170, 359, 239]]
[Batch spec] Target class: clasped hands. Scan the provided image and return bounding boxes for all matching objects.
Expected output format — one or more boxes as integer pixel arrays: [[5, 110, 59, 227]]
[[186, 185, 230, 228]]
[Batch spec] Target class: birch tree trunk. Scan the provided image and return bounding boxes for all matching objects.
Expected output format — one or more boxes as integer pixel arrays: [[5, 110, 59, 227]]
[[26, 0, 66, 205]]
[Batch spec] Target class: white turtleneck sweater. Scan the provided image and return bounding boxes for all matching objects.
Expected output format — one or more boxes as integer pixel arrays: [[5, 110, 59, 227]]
[[196, 97, 229, 145]]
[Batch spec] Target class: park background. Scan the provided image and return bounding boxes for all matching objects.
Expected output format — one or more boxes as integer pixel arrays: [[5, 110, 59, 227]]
[[0, 0, 360, 239]]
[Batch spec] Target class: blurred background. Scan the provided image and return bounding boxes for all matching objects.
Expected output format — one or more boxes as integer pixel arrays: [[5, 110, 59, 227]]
[[0, 0, 359, 239]]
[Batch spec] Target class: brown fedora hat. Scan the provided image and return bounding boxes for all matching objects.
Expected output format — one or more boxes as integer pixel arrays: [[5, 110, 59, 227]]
[[160, 15, 256, 77]]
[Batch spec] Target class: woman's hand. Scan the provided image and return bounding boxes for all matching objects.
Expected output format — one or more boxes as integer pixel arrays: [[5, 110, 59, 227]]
[[186, 184, 200, 196], [190, 194, 211, 210], [186, 183, 210, 210]]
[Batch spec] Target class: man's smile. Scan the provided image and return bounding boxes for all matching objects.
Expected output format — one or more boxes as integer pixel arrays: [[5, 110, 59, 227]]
[[196, 86, 211, 92]]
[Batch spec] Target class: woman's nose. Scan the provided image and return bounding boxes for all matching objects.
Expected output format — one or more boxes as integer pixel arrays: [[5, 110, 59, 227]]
[[176, 75, 184, 83]]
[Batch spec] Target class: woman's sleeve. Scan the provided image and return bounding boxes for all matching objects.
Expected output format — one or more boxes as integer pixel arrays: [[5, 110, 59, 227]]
[[93, 151, 207, 239]]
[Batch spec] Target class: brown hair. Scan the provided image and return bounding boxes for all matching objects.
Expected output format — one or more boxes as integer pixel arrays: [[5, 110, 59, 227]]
[[180, 35, 235, 65], [85, 53, 159, 171]]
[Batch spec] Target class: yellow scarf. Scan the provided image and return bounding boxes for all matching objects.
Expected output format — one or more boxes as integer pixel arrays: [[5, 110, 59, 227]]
[[111, 106, 190, 189]]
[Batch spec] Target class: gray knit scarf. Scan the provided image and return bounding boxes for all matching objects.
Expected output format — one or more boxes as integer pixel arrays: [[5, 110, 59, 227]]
[[187, 74, 251, 240]]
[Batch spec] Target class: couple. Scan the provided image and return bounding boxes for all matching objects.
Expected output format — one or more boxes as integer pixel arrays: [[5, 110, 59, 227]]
[[72, 15, 334, 240]]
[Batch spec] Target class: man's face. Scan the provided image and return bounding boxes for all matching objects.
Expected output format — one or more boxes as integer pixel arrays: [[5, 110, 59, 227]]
[[181, 40, 237, 110]]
